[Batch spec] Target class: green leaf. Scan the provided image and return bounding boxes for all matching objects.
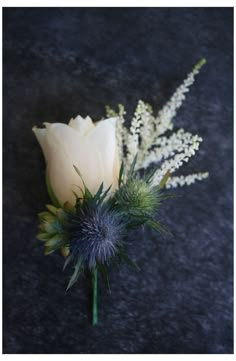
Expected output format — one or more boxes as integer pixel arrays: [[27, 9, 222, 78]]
[[45, 168, 61, 208], [118, 161, 124, 187], [99, 184, 112, 204], [145, 166, 159, 184], [127, 154, 138, 179], [66, 257, 83, 291], [146, 219, 172, 238], [73, 165, 93, 200], [72, 190, 80, 204], [63, 253, 73, 271], [118, 248, 140, 271], [93, 182, 104, 204]]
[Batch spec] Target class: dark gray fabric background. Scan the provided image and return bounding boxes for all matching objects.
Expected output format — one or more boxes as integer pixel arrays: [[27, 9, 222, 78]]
[[3, 8, 233, 354]]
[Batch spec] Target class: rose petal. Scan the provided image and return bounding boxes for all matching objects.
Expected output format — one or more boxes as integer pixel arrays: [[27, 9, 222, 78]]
[[32, 127, 49, 162], [68, 115, 94, 135], [88, 118, 119, 191], [45, 123, 104, 204]]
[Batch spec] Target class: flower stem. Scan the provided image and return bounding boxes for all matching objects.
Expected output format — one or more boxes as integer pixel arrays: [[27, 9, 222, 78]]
[[92, 268, 98, 326]]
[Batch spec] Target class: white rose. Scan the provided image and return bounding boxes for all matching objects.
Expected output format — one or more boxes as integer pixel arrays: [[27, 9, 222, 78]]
[[33, 116, 120, 206]]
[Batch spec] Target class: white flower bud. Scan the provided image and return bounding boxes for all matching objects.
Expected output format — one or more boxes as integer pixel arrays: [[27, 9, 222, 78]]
[[33, 116, 120, 206]]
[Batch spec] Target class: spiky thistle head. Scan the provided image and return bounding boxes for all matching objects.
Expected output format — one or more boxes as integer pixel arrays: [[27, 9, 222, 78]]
[[113, 156, 163, 218], [67, 202, 124, 269], [113, 177, 159, 217]]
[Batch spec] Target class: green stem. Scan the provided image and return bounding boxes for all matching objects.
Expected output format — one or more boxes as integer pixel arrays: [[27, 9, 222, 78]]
[[92, 268, 98, 326]]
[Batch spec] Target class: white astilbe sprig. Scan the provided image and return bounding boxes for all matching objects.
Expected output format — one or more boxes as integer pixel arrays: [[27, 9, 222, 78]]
[[151, 58, 207, 141], [166, 172, 209, 189], [137, 101, 155, 157], [106, 58, 208, 188], [140, 129, 203, 169], [105, 104, 127, 161], [151, 137, 203, 186], [126, 101, 144, 169]]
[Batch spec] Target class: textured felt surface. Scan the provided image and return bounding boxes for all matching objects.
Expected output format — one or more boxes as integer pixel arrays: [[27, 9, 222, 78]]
[[3, 8, 233, 354]]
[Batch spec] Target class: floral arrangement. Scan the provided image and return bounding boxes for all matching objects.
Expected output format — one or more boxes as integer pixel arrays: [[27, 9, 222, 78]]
[[33, 58, 208, 325]]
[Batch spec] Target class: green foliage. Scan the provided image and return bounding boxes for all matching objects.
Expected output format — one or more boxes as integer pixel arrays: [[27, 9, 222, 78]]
[[39, 160, 172, 291], [146, 219, 172, 238], [116, 246, 140, 271], [73, 164, 112, 210], [36, 204, 69, 256], [66, 256, 83, 291], [118, 160, 124, 187]]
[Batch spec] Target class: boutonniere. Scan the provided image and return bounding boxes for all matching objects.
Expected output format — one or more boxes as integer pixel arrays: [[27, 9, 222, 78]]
[[33, 58, 208, 325]]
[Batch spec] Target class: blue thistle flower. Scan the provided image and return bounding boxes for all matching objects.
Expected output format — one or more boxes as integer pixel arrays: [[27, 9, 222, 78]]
[[67, 203, 124, 269]]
